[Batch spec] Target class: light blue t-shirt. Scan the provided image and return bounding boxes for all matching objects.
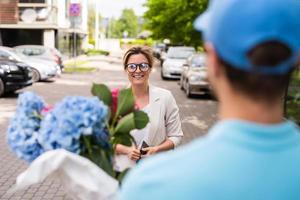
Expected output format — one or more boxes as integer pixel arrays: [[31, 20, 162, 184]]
[[118, 120, 300, 200]]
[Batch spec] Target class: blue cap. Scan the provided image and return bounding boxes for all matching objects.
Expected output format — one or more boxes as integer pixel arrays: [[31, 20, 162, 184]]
[[194, 0, 300, 74]]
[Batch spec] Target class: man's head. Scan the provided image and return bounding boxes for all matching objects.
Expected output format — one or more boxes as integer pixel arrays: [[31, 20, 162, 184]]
[[194, 0, 300, 103]]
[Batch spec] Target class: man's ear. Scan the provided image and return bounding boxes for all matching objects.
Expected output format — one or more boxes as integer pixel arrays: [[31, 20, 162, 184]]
[[204, 43, 221, 77]]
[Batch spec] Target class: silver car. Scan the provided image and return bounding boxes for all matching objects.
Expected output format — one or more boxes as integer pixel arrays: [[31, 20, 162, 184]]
[[161, 46, 195, 80], [14, 45, 64, 70], [0, 47, 59, 82], [180, 53, 210, 97]]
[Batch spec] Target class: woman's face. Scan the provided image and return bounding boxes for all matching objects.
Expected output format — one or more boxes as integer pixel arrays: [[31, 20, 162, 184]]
[[126, 53, 151, 86]]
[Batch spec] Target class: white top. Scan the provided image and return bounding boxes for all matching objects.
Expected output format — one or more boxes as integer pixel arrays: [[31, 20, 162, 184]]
[[130, 104, 151, 149]]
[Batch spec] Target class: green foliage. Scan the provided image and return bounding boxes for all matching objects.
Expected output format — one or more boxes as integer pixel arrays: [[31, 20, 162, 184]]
[[90, 83, 150, 180], [116, 88, 135, 117], [144, 0, 208, 47], [110, 8, 139, 38], [85, 49, 110, 56], [121, 38, 154, 46], [285, 69, 300, 123], [91, 83, 113, 106], [63, 67, 97, 73], [88, 4, 102, 41]]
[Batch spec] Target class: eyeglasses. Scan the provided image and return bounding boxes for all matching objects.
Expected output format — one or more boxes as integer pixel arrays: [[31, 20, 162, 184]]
[[126, 63, 150, 73]]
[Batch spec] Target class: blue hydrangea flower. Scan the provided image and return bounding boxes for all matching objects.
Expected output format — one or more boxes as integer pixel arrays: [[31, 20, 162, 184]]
[[38, 96, 109, 154], [7, 92, 45, 162]]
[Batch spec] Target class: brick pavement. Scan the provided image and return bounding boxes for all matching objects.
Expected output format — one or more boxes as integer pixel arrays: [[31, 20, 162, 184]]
[[0, 55, 218, 199]]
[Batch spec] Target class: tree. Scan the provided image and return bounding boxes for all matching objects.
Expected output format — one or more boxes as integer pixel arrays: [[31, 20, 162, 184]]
[[87, 4, 102, 43], [110, 8, 139, 38], [144, 0, 208, 47]]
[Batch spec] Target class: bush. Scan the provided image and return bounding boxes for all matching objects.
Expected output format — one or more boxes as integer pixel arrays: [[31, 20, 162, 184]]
[[85, 49, 110, 56], [120, 38, 155, 47]]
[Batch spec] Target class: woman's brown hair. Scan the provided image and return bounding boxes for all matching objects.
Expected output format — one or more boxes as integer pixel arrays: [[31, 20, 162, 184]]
[[123, 46, 154, 69]]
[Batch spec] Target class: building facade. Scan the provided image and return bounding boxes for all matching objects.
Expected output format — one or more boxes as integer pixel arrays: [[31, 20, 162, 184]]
[[0, 0, 88, 57]]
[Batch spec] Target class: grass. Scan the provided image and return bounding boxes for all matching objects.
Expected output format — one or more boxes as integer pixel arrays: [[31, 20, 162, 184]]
[[63, 66, 97, 73], [64, 60, 88, 68]]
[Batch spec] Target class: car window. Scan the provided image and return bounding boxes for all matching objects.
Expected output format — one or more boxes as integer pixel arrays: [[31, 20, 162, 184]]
[[167, 49, 195, 59], [191, 55, 206, 67], [21, 48, 45, 56], [0, 50, 11, 59], [285, 67, 300, 124]]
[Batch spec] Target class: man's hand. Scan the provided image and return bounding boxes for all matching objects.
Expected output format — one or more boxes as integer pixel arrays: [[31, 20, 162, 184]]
[[128, 147, 141, 161], [143, 146, 160, 156]]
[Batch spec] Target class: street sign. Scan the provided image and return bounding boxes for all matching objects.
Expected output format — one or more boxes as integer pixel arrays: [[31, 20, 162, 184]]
[[69, 3, 81, 17]]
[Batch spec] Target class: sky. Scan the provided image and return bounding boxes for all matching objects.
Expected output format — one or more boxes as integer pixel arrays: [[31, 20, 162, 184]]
[[91, 0, 148, 18]]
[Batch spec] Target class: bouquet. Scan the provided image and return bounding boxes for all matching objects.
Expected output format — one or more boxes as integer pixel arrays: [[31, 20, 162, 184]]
[[7, 83, 149, 183]]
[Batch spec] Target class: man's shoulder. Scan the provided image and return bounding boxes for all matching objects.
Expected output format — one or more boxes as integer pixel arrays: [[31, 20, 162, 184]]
[[119, 137, 214, 199]]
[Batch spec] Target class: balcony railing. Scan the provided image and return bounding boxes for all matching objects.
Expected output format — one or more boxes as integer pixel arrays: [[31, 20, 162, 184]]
[[17, 2, 58, 25]]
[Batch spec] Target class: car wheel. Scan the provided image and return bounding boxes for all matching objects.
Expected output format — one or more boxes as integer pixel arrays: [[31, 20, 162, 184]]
[[31, 69, 41, 82], [0, 78, 4, 97], [185, 81, 192, 98]]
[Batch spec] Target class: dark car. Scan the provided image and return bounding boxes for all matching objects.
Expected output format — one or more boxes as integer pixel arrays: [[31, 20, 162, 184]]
[[285, 66, 300, 124], [0, 59, 33, 97]]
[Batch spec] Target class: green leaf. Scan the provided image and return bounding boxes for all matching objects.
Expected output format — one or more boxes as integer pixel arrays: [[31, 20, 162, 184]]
[[116, 88, 134, 117], [117, 168, 130, 183], [91, 83, 112, 106], [112, 135, 132, 147], [114, 113, 135, 135], [134, 110, 149, 129]]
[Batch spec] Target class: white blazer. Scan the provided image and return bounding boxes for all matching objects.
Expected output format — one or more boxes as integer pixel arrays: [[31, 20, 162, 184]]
[[114, 85, 183, 172], [145, 85, 183, 147]]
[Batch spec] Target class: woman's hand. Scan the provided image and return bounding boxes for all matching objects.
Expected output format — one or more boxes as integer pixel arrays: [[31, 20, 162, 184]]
[[128, 147, 141, 161], [143, 146, 160, 156]]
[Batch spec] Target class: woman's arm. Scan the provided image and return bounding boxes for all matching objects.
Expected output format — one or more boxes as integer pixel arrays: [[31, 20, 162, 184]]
[[143, 139, 175, 155], [164, 91, 184, 147], [115, 144, 141, 161]]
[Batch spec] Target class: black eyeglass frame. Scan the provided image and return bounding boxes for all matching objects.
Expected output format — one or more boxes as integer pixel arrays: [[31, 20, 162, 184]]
[[125, 63, 151, 73]]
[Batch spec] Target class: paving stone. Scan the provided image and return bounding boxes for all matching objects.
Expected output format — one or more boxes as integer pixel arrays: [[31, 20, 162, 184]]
[[0, 55, 217, 199]]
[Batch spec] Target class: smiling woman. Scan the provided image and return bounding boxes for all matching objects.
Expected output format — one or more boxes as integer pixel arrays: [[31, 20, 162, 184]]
[[114, 46, 184, 172]]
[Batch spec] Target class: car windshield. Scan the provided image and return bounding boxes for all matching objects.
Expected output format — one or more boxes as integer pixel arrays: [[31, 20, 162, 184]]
[[167, 49, 195, 59], [8, 49, 28, 61], [191, 56, 206, 68], [0, 48, 22, 62]]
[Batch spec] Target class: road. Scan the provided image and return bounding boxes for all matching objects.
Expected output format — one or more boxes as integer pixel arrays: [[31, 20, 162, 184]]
[[0, 55, 218, 199]]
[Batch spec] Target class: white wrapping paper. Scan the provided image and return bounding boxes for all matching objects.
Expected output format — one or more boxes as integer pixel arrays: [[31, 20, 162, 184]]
[[8, 149, 119, 200]]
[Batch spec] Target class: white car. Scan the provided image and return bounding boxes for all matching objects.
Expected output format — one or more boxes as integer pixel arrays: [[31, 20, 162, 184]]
[[0, 47, 60, 82], [161, 46, 195, 80]]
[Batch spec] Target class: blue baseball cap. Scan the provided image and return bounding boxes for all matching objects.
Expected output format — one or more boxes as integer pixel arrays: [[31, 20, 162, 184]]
[[194, 0, 300, 74]]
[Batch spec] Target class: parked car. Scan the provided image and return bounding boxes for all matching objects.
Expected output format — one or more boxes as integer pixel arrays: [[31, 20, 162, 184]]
[[0, 47, 59, 82], [161, 46, 195, 79], [152, 43, 167, 66], [0, 58, 33, 97], [14, 45, 64, 70], [285, 65, 300, 124], [180, 53, 210, 97]]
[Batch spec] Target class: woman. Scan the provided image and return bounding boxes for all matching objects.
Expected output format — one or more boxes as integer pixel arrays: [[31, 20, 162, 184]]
[[114, 46, 183, 170]]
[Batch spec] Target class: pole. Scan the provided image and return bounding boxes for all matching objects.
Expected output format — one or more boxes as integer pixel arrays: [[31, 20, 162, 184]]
[[95, 0, 99, 49]]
